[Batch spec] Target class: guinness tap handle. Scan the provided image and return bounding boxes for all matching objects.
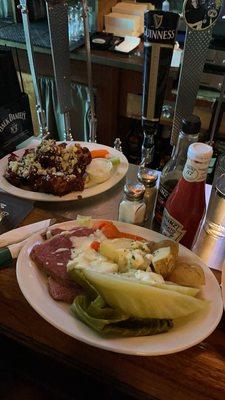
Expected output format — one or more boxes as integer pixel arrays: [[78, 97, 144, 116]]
[[141, 10, 179, 167]]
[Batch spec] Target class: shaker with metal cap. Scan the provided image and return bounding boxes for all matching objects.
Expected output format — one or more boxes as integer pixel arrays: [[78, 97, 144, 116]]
[[118, 182, 146, 226], [137, 167, 158, 228]]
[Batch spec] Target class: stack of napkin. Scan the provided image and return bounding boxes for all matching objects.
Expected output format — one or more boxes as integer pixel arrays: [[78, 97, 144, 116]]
[[0, 219, 55, 268]]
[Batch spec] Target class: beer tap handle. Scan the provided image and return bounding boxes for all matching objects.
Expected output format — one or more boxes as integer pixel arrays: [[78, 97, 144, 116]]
[[45, 0, 73, 141], [18, 0, 49, 138], [141, 10, 179, 168], [171, 0, 222, 147], [82, 0, 97, 143]]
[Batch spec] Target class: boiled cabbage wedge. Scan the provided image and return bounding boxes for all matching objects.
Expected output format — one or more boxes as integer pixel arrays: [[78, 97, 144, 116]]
[[67, 267, 98, 300], [71, 295, 172, 337], [83, 270, 208, 320]]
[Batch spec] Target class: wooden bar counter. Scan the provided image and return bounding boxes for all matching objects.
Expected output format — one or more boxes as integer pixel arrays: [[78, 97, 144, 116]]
[[0, 164, 225, 400]]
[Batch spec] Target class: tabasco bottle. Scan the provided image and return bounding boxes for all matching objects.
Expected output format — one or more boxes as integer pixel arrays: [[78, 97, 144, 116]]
[[160, 142, 213, 249]]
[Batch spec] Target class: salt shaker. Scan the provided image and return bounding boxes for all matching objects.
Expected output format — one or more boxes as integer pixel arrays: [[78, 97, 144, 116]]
[[137, 167, 158, 228], [118, 183, 146, 226]]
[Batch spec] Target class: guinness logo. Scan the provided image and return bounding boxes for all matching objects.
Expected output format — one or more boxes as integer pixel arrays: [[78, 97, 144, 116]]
[[153, 14, 163, 29]]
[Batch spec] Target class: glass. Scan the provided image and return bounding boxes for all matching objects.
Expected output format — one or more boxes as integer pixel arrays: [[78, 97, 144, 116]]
[[68, 1, 95, 44], [212, 155, 225, 190], [192, 173, 225, 270], [205, 173, 225, 239], [0, 1, 13, 20], [68, 3, 84, 43]]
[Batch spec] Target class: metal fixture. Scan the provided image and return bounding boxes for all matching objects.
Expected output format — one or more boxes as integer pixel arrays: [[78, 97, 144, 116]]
[[45, 0, 73, 141], [171, 0, 222, 146], [82, 0, 97, 142], [18, 0, 49, 138]]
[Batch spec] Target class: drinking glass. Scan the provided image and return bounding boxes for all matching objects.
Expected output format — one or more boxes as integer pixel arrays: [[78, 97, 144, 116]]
[[212, 154, 225, 190], [192, 173, 225, 270], [68, 3, 84, 43], [205, 173, 225, 239]]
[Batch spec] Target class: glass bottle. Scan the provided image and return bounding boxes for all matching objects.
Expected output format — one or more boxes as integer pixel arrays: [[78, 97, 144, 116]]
[[118, 183, 146, 226], [161, 142, 213, 249], [137, 167, 158, 228], [154, 115, 200, 228]]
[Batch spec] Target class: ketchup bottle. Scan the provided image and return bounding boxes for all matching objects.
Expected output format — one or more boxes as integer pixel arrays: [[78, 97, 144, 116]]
[[160, 143, 213, 249]]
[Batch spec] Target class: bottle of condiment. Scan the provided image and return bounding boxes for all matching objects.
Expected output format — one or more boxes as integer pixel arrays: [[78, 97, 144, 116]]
[[118, 183, 146, 226], [125, 120, 143, 165], [161, 142, 213, 249], [137, 167, 158, 228], [154, 115, 200, 228]]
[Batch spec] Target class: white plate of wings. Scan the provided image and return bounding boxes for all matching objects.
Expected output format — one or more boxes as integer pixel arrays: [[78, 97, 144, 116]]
[[0, 141, 128, 202], [16, 220, 223, 356]]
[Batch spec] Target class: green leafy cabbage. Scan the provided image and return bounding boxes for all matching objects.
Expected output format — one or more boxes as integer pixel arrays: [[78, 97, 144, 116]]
[[71, 295, 172, 337]]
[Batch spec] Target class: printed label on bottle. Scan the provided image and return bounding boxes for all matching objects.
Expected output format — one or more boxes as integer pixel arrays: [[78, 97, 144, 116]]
[[183, 159, 209, 182], [155, 181, 176, 223], [161, 208, 186, 242]]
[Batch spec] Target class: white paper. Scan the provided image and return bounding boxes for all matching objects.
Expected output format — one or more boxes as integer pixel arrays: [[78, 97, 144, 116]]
[[115, 36, 141, 53], [0, 219, 53, 248], [171, 49, 182, 68]]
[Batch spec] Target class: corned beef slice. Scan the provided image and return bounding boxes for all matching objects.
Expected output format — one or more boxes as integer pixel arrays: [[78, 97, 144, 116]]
[[30, 227, 94, 286], [42, 226, 93, 240], [48, 277, 84, 304]]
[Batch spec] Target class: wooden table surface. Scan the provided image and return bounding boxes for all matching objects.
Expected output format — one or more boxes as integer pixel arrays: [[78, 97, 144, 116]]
[[0, 166, 225, 400]]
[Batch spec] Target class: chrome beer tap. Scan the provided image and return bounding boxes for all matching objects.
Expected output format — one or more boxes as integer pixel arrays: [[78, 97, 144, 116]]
[[18, 0, 49, 138]]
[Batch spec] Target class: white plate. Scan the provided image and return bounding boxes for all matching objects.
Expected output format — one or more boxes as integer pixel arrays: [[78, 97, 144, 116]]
[[16, 220, 223, 356], [222, 264, 225, 310], [0, 142, 128, 202]]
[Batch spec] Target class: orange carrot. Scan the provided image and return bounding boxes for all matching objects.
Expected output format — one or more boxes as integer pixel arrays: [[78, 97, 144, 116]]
[[92, 221, 110, 231], [118, 232, 146, 241], [90, 241, 100, 251], [93, 221, 145, 241], [101, 224, 121, 239], [90, 149, 109, 159]]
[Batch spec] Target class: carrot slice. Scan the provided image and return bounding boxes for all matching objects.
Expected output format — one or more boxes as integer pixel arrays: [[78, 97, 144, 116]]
[[118, 232, 146, 241], [93, 221, 145, 241], [90, 241, 100, 251], [92, 221, 110, 231], [101, 224, 121, 239], [90, 149, 109, 159]]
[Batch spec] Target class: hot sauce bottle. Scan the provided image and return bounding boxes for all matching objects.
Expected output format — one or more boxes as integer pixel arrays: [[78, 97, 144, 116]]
[[160, 142, 213, 249]]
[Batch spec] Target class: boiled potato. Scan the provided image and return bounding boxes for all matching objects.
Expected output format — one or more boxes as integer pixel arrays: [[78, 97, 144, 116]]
[[152, 246, 176, 278], [152, 239, 179, 259], [99, 238, 134, 262], [168, 262, 205, 288]]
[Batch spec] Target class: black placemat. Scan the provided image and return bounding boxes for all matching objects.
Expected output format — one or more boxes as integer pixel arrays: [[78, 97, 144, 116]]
[[0, 20, 84, 50], [0, 192, 33, 235]]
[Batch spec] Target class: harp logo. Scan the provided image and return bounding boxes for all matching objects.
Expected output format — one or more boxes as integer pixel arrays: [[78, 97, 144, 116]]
[[153, 14, 163, 29]]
